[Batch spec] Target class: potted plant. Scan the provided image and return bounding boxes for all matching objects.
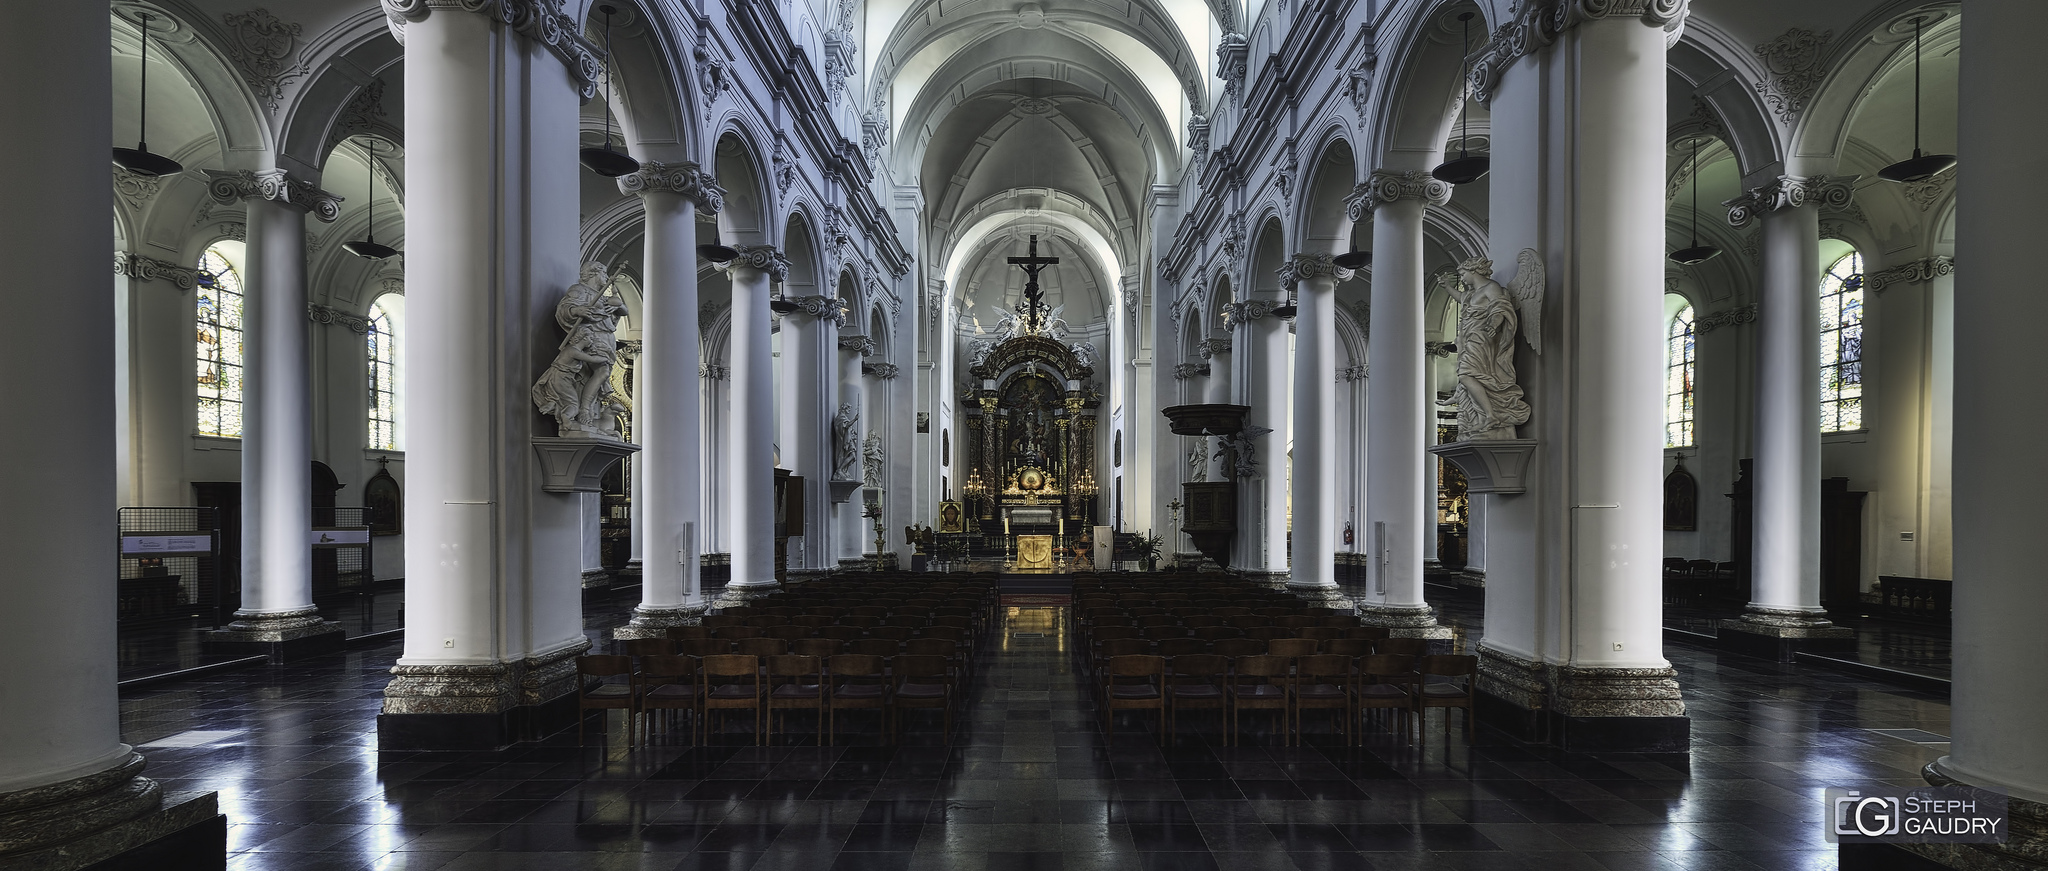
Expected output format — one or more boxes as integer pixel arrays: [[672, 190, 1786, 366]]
[[935, 536, 970, 572], [1130, 530, 1165, 572]]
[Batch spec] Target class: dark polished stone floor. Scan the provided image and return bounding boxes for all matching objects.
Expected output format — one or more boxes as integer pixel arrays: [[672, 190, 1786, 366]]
[[116, 588, 1956, 871]]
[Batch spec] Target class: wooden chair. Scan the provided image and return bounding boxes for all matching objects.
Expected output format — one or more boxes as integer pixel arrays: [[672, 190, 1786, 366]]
[[664, 625, 711, 641], [1243, 626, 1286, 642], [890, 654, 954, 742], [1228, 654, 1290, 746], [736, 637, 789, 658], [1100, 654, 1167, 739], [576, 655, 637, 745], [906, 638, 964, 682], [712, 626, 763, 640], [869, 626, 914, 643], [819, 625, 865, 644], [792, 615, 836, 629], [1291, 654, 1357, 746], [701, 654, 764, 745], [636, 654, 700, 745], [1155, 637, 1204, 659], [1414, 654, 1478, 744], [1324, 639, 1372, 658], [677, 638, 733, 657], [1193, 626, 1243, 644], [791, 638, 842, 659], [766, 625, 813, 642], [1166, 653, 1228, 740], [1358, 653, 1419, 742], [1267, 638, 1318, 659], [827, 653, 887, 745], [1344, 626, 1393, 642], [622, 638, 677, 658], [701, 614, 746, 629], [1211, 638, 1264, 660], [767, 655, 826, 743], [1375, 637, 1429, 657], [838, 615, 881, 629], [850, 638, 899, 658]]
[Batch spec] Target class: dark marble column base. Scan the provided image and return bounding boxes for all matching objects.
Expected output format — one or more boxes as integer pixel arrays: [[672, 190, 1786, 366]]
[[0, 752, 221, 871], [1474, 646, 1691, 752], [377, 640, 591, 751], [1719, 611, 1857, 663], [201, 609, 345, 663]]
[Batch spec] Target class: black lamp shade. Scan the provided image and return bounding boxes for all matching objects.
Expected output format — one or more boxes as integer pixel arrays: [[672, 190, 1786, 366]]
[[112, 145, 182, 178], [698, 243, 739, 264], [580, 146, 641, 178], [1431, 153, 1490, 185], [1271, 303, 1298, 319], [769, 298, 800, 314], [1877, 151, 1957, 184], [344, 239, 400, 261], [1331, 249, 1371, 271], [1669, 245, 1723, 266]]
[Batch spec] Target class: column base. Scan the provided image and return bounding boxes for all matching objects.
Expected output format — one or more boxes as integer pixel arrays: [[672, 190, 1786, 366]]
[[1475, 646, 1690, 752], [1284, 582, 1352, 607], [377, 639, 591, 751], [1454, 569, 1486, 589], [712, 584, 780, 608], [580, 569, 611, 590], [618, 560, 643, 580], [838, 558, 870, 569], [1864, 761, 2048, 871], [202, 607, 344, 662], [786, 568, 837, 584], [612, 604, 708, 641], [0, 753, 223, 871], [1240, 570, 1291, 590], [1719, 606, 1856, 663]]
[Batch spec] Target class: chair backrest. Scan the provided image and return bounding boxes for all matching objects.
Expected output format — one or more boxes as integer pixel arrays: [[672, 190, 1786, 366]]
[[1375, 638, 1428, 657], [701, 654, 759, 681], [1098, 638, 1150, 658], [922, 626, 965, 642], [640, 653, 695, 679], [744, 615, 782, 628], [1417, 654, 1478, 678], [665, 626, 711, 641], [1298, 654, 1351, 681], [829, 653, 884, 679], [1192, 626, 1242, 642], [1276, 615, 1315, 629], [792, 638, 842, 658], [870, 626, 914, 642], [850, 605, 890, 617], [767, 625, 813, 641], [1299, 627, 1341, 641], [820, 626, 865, 642], [1361, 653, 1417, 680], [895, 654, 950, 681], [1142, 625, 1187, 640], [623, 638, 676, 657], [713, 626, 763, 640], [768, 654, 820, 679], [1135, 615, 1178, 628], [905, 638, 955, 658], [792, 615, 836, 628], [579, 654, 632, 677], [736, 638, 789, 657], [1233, 654, 1290, 680], [1155, 638, 1204, 658], [1105, 654, 1165, 679], [1242, 627, 1285, 641], [850, 639, 899, 658], [1170, 653, 1227, 679], [1324, 639, 1372, 657], [1345, 626, 1393, 641], [1267, 638, 1318, 658], [1090, 627, 1140, 643], [1211, 638, 1264, 658], [678, 638, 733, 657]]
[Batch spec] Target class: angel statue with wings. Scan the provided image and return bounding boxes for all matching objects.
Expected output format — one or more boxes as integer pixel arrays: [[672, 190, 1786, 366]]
[[1441, 250, 1544, 441]]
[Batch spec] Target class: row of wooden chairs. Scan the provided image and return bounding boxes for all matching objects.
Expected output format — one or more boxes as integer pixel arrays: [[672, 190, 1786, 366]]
[[575, 652, 961, 746], [1093, 651, 1477, 745]]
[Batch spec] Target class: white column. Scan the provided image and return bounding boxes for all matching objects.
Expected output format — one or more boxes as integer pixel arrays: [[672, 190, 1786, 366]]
[[1939, 0, 2048, 814], [1723, 176, 1854, 641], [204, 170, 344, 649], [835, 335, 870, 566], [0, 3, 175, 851], [726, 247, 788, 591], [1229, 300, 1289, 579], [781, 296, 841, 575], [1201, 337, 1232, 481], [1359, 172, 1447, 632], [1284, 254, 1348, 597], [616, 163, 719, 636]]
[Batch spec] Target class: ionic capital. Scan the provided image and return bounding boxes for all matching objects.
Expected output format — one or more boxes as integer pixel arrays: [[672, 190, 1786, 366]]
[[1350, 170, 1451, 219], [1173, 362, 1211, 379], [204, 169, 342, 222], [838, 335, 875, 356], [727, 245, 791, 284], [1867, 256, 1955, 294], [781, 295, 846, 327], [1224, 300, 1282, 325], [619, 161, 725, 215], [1197, 336, 1232, 359], [864, 362, 900, 379], [1723, 174, 1857, 229], [1470, 0, 1690, 104], [308, 303, 371, 334], [114, 252, 200, 291], [381, 0, 602, 100], [1279, 252, 1354, 292]]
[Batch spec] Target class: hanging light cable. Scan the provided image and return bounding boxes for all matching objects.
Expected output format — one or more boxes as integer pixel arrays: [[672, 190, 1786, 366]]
[[113, 12, 184, 177], [344, 142, 400, 261], [1670, 137, 1722, 265], [1878, 15, 1956, 183], [579, 6, 642, 178], [1431, 11, 1489, 185]]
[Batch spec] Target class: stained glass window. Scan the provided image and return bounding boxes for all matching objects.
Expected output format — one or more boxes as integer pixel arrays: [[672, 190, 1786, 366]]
[[195, 247, 244, 438], [367, 297, 398, 450], [1820, 251, 1865, 432], [1666, 304, 1695, 448]]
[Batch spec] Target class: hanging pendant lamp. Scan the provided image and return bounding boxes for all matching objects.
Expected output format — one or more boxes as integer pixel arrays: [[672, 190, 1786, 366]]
[[698, 223, 739, 263], [1877, 15, 1957, 183], [112, 12, 184, 178], [344, 148, 400, 261], [579, 6, 642, 178], [1669, 138, 1722, 265], [1431, 12, 1489, 186], [1332, 243, 1372, 271]]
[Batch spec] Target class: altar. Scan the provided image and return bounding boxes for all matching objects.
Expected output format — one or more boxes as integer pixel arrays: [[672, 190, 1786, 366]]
[[1004, 505, 1058, 533], [1015, 535, 1055, 570]]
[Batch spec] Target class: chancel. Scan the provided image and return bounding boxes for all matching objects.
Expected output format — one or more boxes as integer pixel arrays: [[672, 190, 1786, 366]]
[[3, 1, 2043, 870]]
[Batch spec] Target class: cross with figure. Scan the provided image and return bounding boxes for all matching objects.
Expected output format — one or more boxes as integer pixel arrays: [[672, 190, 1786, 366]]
[[1007, 234, 1059, 332]]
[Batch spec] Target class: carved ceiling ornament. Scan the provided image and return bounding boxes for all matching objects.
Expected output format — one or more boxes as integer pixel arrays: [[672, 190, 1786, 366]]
[[695, 44, 734, 121], [1347, 24, 1378, 121], [222, 8, 305, 114], [617, 161, 725, 214], [1278, 252, 1354, 292], [1753, 27, 1831, 125], [727, 245, 792, 284], [1723, 174, 1857, 228], [1904, 166, 1956, 212], [114, 252, 201, 290], [332, 79, 391, 147], [382, 0, 602, 100], [1186, 115, 1210, 172], [1866, 255, 1955, 294], [204, 168, 343, 222], [1216, 32, 1248, 100], [113, 165, 164, 213]]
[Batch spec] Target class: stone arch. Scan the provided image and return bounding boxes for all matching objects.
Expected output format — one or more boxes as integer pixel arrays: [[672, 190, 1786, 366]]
[[1298, 133, 1360, 257], [1366, 0, 1490, 174], [712, 127, 770, 246], [279, 9, 403, 173], [1791, 4, 1960, 176]]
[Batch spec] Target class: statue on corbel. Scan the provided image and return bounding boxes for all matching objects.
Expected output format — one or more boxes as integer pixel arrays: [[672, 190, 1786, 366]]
[[1438, 249, 1545, 441], [532, 262, 628, 441]]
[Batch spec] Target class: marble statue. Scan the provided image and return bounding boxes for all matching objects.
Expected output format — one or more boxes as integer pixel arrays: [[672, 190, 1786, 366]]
[[968, 339, 996, 370], [1216, 424, 1273, 479], [1071, 341, 1097, 370], [532, 263, 626, 439], [1187, 440, 1208, 482], [863, 432, 885, 488], [832, 403, 861, 480], [989, 311, 1017, 342], [1441, 250, 1544, 441]]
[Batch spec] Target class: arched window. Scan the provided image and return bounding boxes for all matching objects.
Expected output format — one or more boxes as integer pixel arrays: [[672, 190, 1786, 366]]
[[195, 246, 244, 438], [367, 296, 399, 450], [1665, 303, 1696, 448], [1820, 251, 1866, 432]]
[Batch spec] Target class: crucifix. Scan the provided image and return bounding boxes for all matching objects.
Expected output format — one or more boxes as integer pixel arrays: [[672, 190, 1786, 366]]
[[1007, 234, 1059, 332]]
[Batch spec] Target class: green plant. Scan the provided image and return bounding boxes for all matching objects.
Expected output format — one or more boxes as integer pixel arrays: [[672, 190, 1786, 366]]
[[1130, 531, 1165, 561]]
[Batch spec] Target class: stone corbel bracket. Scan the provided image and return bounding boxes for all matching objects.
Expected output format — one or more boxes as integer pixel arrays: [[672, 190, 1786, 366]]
[[1430, 439, 1539, 495], [828, 479, 863, 504], [533, 437, 640, 493]]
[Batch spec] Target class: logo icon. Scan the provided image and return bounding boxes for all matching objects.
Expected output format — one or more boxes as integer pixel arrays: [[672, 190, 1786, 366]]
[[1835, 792, 1903, 838]]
